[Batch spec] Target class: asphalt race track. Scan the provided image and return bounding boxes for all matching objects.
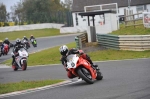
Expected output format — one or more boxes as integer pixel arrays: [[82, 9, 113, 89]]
[[0, 58, 150, 99], [0, 34, 79, 63], [0, 34, 150, 99]]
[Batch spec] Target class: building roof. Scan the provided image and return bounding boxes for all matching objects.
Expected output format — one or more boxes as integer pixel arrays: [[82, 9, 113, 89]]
[[72, 0, 150, 12], [78, 10, 116, 16]]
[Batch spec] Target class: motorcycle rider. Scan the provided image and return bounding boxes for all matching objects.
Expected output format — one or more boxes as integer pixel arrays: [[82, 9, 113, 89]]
[[22, 36, 29, 41], [1, 38, 10, 54], [11, 38, 25, 65], [59, 45, 99, 79], [30, 35, 35, 41]]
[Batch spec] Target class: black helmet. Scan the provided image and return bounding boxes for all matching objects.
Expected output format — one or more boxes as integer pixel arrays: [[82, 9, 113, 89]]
[[59, 45, 68, 56], [16, 38, 21, 44]]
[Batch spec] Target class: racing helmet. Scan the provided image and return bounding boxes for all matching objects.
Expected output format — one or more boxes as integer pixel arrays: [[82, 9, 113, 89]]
[[23, 36, 26, 38], [5, 38, 8, 40], [59, 45, 68, 56], [16, 38, 21, 44]]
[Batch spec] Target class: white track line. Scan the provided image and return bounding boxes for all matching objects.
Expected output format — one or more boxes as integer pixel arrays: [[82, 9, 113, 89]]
[[0, 79, 82, 98]]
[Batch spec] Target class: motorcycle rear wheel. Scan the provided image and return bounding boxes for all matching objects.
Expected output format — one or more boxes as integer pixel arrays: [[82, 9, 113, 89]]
[[77, 67, 94, 84]]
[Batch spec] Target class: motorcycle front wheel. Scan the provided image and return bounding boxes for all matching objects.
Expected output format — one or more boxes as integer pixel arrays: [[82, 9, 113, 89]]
[[22, 60, 27, 71], [77, 67, 94, 84]]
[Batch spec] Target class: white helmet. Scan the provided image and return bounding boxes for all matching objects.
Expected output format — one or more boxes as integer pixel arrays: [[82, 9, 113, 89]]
[[5, 38, 8, 40], [59, 45, 68, 55]]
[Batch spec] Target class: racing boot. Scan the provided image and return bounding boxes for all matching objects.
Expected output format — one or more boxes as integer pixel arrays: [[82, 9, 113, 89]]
[[92, 64, 100, 71], [11, 56, 15, 65]]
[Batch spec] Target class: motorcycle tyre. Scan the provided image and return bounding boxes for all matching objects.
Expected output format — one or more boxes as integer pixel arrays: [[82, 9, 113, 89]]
[[77, 68, 94, 84], [22, 60, 27, 71], [96, 71, 103, 80], [13, 66, 18, 71]]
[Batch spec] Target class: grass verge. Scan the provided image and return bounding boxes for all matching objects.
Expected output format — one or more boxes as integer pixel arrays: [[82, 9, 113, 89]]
[[0, 28, 61, 40], [3, 42, 76, 66], [3, 42, 150, 66], [111, 23, 150, 35], [0, 80, 64, 94], [88, 49, 150, 61]]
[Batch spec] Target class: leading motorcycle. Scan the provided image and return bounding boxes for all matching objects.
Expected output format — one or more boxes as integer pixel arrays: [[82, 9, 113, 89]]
[[66, 54, 103, 84], [11, 48, 28, 71]]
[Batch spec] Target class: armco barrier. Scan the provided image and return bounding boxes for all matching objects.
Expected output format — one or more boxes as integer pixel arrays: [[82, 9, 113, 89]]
[[97, 34, 150, 51]]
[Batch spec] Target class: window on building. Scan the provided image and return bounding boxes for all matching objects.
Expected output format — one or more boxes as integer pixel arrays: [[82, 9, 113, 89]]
[[136, 5, 144, 13], [144, 5, 147, 10], [75, 13, 78, 26]]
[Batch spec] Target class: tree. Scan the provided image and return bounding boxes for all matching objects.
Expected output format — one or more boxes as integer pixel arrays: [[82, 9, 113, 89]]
[[63, 0, 73, 11], [10, 0, 69, 24], [0, 3, 7, 22]]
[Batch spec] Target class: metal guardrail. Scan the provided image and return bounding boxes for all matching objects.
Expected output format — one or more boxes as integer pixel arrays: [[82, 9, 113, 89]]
[[97, 34, 150, 51], [75, 33, 88, 49]]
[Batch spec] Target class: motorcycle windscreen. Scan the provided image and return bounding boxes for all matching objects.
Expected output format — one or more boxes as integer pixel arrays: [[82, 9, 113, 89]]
[[66, 54, 79, 69], [18, 48, 28, 57]]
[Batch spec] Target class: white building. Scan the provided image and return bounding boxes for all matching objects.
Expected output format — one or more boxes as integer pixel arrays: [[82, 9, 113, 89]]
[[72, 0, 150, 27]]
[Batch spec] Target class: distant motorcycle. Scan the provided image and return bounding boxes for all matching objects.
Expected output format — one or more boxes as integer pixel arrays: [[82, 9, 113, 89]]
[[31, 38, 37, 47], [2, 43, 9, 55], [66, 54, 103, 84], [23, 39, 30, 49], [11, 48, 28, 71]]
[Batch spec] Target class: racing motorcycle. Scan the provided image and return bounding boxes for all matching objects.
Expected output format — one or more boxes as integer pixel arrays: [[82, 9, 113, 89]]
[[23, 39, 30, 49], [11, 48, 28, 71], [1, 43, 9, 55], [31, 38, 37, 47], [66, 54, 103, 84]]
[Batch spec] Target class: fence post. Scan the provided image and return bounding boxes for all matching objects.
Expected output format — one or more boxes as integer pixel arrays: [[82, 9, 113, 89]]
[[75, 36, 82, 49], [79, 38, 82, 49], [75, 36, 79, 49]]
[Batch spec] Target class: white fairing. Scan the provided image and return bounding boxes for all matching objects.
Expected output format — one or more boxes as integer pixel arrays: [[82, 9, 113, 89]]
[[15, 48, 28, 68], [66, 54, 79, 69], [18, 48, 28, 57], [31, 39, 34, 42], [23, 40, 27, 43]]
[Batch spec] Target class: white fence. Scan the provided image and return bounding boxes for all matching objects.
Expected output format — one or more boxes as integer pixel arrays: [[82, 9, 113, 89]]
[[0, 23, 64, 33], [0, 23, 113, 34]]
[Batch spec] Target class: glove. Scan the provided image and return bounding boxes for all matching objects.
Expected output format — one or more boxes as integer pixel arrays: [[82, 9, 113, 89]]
[[79, 50, 84, 55]]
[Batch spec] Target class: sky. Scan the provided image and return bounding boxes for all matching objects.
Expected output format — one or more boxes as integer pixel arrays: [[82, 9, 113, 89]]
[[0, 0, 64, 13], [0, 0, 20, 12]]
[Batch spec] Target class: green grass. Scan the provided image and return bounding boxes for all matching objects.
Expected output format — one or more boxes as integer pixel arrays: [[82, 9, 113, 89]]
[[4, 42, 76, 66], [88, 49, 150, 61], [0, 80, 64, 94], [0, 28, 60, 40], [111, 23, 150, 35], [3, 42, 150, 66]]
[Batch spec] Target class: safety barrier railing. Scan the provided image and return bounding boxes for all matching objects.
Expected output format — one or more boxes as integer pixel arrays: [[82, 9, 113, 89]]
[[97, 34, 150, 51]]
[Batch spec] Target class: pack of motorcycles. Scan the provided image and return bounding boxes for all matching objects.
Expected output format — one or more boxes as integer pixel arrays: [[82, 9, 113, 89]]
[[0, 38, 103, 84], [0, 39, 37, 71]]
